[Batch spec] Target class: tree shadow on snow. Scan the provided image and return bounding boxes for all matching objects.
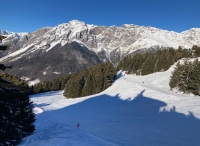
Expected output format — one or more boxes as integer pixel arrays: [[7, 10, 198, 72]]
[[40, 90, 200, 146], [33, 103, 51, 107]]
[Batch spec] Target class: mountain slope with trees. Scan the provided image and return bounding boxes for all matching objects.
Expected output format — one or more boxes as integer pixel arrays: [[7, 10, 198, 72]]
[[1, 42, 102, 81], [117, 44, 200, 96], [117, 46, 200, 75]]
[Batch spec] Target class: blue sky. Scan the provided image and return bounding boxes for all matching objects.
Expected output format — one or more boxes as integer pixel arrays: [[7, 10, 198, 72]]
[[0, 0, 199, 32]]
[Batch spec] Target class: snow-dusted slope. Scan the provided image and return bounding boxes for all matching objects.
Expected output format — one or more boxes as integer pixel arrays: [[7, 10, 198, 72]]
[[19, 65, 200, 146], [0, 29, 28, 39], [181, 28, 200, 46], [0, 30, 13, 35], [1, 20, 200, 63]]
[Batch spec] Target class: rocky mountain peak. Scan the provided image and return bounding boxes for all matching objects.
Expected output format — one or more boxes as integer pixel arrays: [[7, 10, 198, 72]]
[[1, 20, 200, 64]]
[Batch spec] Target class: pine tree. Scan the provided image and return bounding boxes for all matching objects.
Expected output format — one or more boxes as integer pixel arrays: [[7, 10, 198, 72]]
[[33, 83, 43, 93], [0, 41, 35, 145], [64, 63, 116, 98], [0, 89, 35, 145], [81, 71, 94, 96], [51, 79, 61, 91], [178, 60, 192, 93], [170, 59, 200, 95], [141, 53, 156, 75], [61, 75, 71, 90], [169, 61, 184, 89], [188, 59, 200, 95], [43, 81, 52, 92], [192, 45, 200, 57], [64, 73, 83, 98]]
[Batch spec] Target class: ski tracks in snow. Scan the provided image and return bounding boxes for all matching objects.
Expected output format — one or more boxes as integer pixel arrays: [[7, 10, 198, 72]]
[[19, 123, 119, 146]]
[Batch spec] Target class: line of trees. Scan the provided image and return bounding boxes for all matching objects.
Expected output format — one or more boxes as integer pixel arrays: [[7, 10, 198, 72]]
[[64, 62, 116, 98], [117, 46, 200, 75], [32, 62, 116, 98], [31, 75, 70, 94]]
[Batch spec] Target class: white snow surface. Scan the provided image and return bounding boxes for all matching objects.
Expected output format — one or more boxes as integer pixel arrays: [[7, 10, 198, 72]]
[[53, 72, 60, 75], [19, 66, 200, 146], [0, 29, 28, 38], [28, 79, 40, 86]]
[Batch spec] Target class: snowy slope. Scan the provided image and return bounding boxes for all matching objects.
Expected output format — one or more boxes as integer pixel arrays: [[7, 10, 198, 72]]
[[19, 65, 200, 146], [0, 29, 28, 39], [0, 30, 14, 35]]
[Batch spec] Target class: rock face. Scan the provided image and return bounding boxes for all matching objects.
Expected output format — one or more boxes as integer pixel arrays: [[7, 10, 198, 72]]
[[0, 20, 200, 81], [1, 42, 101, 81]]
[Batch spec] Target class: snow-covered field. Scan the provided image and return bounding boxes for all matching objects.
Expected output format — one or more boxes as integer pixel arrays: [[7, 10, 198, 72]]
[[19, 66, 200, 146]]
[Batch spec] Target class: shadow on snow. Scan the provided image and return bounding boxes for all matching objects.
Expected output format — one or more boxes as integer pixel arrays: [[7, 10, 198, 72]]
[[36, 90, 200, 146]]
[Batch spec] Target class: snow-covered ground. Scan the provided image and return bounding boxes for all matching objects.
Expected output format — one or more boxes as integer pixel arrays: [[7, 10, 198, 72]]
[[19, 66, 200, 146]]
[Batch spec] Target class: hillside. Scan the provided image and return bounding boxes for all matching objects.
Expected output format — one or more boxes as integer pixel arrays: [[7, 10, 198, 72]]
[[19, 65, 200, 146], [0, 42, 102, 81]]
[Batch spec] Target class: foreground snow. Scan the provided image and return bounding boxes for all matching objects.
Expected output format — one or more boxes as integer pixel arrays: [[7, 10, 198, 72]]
[[19, 67, 200, 146]]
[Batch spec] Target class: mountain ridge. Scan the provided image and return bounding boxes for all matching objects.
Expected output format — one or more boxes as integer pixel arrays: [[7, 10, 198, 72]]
[[0, 20, 200, 82], [1, 20, 200, 64]]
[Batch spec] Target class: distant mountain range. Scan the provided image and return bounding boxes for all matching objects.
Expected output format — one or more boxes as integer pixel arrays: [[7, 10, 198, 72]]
[[0, 20, 200, 82], [0, 30, 28, 39]]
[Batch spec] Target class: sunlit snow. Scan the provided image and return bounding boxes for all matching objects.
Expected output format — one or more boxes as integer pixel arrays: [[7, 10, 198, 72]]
[[19, 65, 200, 146]]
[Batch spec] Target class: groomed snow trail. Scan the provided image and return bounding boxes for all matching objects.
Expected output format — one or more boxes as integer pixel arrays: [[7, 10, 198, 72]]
[[19, 67, 200, 146]]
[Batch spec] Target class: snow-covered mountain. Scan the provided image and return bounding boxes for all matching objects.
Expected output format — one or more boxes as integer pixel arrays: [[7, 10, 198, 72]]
[[1, 20, 200, 81], [1, 20, 200, 64], [0, 29, 28, 39], [0, 30, 13, 35]]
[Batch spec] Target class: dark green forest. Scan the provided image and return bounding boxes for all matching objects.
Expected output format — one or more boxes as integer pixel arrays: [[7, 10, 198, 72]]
[[32, 62, 116, 98], [117, 45, 200, 95], [117, 46, 200, 75]]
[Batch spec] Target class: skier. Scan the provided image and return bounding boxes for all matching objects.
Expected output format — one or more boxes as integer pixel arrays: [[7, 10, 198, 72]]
[[77, 122, 80, 133]]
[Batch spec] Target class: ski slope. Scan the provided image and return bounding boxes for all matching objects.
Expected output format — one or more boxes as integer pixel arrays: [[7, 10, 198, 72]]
[[19, 66, 200, 146]]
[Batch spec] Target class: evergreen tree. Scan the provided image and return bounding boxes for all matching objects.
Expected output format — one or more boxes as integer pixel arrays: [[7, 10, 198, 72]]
[[178, 60, 192, 93], [192, 45, 200, 57], [33, 83, 44, 93], [0, 41, 35, 145], [60, 75, 71, 90], [51, 78, 61, 91], [63, 73, 83, 98], [141, 53, 156, 75], [188, 59, 200, 95], [81, 73, 93, 96], [170, 59, 200, 95], [169, 61, 184, 89], [64, 63, 116, 98], [43, 81, 52, 92]]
